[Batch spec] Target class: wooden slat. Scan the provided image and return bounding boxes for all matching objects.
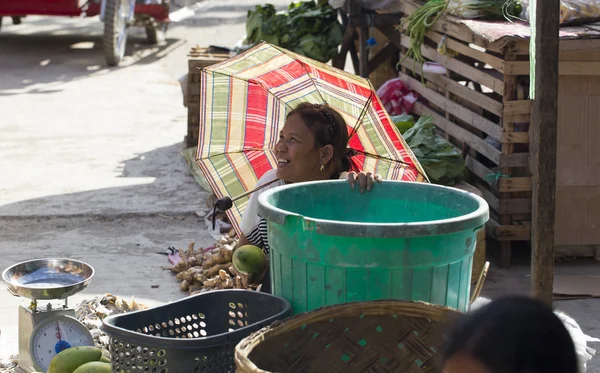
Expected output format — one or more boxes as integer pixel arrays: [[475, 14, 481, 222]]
[[499, 177, 532, 192], [504, 112, 531, 123], [499, 198, 532, 214], [504, 61, 600, 76], [560, 38, 600, 51], [399, 72, 503, 139], [472, 178, 531, 214], [559, 62, 600, 76], [399, 36, 505, 95], [412, 102, 502, 164], [472, 181, 500, 212], [487, 218, 532, 241], [500, 153, 529, 168], [465, 155, 495, 188], [398, 56, 503, 116], [504, 100, 531, 116], [504, 61, 531, 75], [503, 132, 529, 144]]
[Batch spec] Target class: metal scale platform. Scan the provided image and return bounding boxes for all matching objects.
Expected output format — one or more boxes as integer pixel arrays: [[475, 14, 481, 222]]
[[2, 258, 96, 373]]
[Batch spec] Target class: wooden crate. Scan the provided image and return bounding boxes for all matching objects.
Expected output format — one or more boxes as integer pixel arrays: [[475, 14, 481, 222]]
[[186, 47, 230, 148], [392, 0, 600, 267]]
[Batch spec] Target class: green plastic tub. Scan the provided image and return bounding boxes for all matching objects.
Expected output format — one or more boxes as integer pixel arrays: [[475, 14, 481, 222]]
[[257, 180, 489, 314]]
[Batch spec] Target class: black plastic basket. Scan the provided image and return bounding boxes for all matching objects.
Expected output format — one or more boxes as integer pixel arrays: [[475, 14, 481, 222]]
[[101, 289, 291, 373]]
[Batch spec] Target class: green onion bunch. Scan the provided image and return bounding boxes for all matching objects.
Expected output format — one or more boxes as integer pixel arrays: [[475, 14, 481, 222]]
[[400, 0, 523, 69]]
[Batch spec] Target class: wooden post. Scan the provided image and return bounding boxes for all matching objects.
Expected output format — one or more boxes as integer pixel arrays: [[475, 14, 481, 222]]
[[529, 0, 560, 306]]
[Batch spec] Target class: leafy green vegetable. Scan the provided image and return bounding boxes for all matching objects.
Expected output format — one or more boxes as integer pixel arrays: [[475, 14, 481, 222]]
[[391, 114, 415, 134], [403, 115, 467, 186], [244, 1, 344, 63]]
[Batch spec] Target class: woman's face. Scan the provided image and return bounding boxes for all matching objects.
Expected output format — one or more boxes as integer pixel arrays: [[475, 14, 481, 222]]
[[275, 114, 331, 183], [443, 354, 492, 373]]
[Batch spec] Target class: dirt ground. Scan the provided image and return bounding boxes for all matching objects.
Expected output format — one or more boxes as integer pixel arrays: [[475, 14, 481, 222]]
[[1, 1, 600, 370]]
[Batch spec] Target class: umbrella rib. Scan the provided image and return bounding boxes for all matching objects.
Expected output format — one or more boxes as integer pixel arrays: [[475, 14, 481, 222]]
[[349, 92, 374, 141], [293, 60, 328, 105]]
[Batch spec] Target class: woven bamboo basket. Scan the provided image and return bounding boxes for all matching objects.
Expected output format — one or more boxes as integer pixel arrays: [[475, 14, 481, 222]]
[[234, 300, 461, 373]]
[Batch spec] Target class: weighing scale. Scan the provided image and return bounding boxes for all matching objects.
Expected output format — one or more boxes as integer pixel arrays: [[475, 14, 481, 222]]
[[2, 258, 96, 373]]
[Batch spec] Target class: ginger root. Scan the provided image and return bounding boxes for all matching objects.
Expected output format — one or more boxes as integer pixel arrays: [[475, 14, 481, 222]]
[[202, 270, 235, 290], [202, 248, 233, 269], [177, 267, 204, 282], [188, 283, 203, 294], [193, 273, 208, 284], [205, 263, 232, 278], [171, 235, 244, 294], [180, 280, 190, 291], [170, 260, 189, 273]]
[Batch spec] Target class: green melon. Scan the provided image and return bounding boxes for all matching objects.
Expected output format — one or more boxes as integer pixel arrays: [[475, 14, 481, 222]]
[[233, 245, 267, 275]]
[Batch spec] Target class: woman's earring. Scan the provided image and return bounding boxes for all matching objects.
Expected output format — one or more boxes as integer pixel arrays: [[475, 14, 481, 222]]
[[320, 165, 325, 172]]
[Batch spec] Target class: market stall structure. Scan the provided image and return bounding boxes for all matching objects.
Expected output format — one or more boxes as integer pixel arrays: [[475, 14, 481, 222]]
[[334, 0, 600, 276]]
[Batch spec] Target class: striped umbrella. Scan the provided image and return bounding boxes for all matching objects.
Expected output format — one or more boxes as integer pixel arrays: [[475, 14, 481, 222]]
[[196, 42, 428, 235]]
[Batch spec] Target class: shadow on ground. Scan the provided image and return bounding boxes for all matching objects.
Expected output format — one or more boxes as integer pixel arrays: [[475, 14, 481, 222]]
[[0, 28, 183, 94], [0, 143, 206, 217]]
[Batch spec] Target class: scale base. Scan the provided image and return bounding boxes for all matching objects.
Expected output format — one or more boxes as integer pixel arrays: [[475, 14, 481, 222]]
[[17, 305, 76, 373]]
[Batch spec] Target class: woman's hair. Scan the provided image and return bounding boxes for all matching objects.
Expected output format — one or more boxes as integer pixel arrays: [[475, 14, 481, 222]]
[[286, 102, 354, 174], [442, 295, 578, 373]]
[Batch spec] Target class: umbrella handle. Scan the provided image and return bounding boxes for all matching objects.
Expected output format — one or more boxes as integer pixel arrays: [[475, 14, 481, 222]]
[[211, 178, 281, 230]]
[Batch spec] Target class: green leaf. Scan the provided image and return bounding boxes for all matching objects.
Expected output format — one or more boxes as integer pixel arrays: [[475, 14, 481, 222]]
[[243, 1, 344, 62], [403, 115, 466, 186]]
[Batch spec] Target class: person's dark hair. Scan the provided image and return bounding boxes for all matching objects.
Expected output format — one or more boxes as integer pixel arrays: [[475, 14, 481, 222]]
[[442, 295, 578, 373], [286, 102, 355, 174]]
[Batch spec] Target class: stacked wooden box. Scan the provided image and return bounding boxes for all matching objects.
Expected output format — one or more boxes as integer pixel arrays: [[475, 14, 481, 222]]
[[393, 0, 600, 267], [186, 47, 230, 148]]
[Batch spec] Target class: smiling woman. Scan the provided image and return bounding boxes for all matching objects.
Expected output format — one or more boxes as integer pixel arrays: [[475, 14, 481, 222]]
[[237, 102, 381, 293]]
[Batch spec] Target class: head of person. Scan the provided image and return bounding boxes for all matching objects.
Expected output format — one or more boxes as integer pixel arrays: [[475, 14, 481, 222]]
[[442, 295, 578, 373], [275, 102, 353, 183]]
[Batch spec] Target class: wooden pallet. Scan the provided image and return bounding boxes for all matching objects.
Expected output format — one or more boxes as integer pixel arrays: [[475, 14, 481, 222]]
[[186, 47, 230, 148], [392, 0, 600, 267]]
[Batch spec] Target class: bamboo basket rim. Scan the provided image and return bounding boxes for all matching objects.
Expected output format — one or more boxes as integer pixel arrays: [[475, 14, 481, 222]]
[[234, 300, 461, 373]]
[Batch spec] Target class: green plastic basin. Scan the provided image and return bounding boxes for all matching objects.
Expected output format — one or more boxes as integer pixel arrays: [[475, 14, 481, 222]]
[[257, 180, 489, 314]]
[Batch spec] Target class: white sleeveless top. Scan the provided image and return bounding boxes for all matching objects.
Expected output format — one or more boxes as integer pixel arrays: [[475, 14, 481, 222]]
[[239, 169, 283, 253], [240, 169, 348, 253]]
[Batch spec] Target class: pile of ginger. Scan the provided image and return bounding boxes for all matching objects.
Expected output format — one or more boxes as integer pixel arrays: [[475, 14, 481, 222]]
[[168, 230, 252, 294]]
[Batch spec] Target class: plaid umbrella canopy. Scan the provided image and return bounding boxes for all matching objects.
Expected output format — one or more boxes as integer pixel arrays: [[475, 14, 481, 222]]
[[196, 42, 428, 235]]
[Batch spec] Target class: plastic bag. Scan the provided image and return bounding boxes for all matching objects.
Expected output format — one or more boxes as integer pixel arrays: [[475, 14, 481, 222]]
[[376, 78, 419, 116], [521, 0, 600, 25]]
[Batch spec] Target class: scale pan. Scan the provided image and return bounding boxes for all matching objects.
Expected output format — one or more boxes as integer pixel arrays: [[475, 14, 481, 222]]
[[2, 258, 94, 300]]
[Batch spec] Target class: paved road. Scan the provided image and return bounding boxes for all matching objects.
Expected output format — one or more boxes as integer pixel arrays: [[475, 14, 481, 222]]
[[0, 0, 288, 361]]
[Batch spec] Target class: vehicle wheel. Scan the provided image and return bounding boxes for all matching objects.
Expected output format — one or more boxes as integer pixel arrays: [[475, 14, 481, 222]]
[[145, 22, 168, 45], [103, 0, 130, 66]]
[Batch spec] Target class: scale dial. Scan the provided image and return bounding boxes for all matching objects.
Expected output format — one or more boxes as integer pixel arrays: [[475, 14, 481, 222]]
[[29, 314, 95, 372]]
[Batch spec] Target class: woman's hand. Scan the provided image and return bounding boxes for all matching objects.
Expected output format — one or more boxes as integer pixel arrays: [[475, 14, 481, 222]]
[[347, 171, 383, 193], [230, 256, 269, 290]]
